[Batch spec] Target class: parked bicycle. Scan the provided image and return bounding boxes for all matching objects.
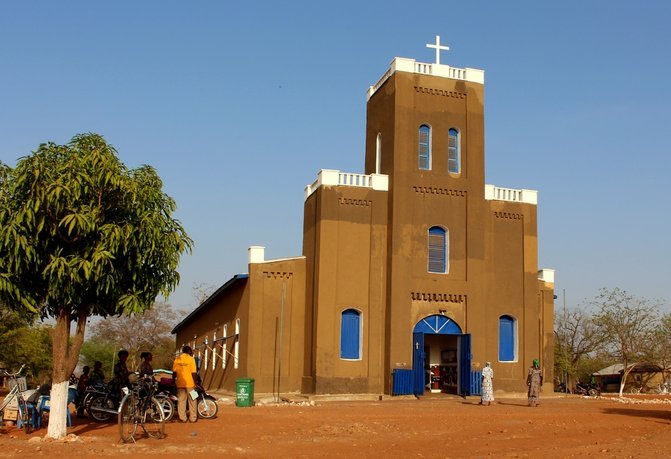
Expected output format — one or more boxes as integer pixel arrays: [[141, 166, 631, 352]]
[[118, 375, 165, 442], [0, 365, 33, 433]]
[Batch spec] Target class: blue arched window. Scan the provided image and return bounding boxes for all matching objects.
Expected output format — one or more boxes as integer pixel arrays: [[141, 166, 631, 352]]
[[448, 128, 460, 174], [418, 124, 431, 170], [428, 226, 448, 273], [340, 309, 361, 360], [498, 315, 517, 362]]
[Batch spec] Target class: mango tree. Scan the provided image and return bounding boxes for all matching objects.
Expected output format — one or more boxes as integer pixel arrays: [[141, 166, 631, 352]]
[[0, 133, 192, 438]]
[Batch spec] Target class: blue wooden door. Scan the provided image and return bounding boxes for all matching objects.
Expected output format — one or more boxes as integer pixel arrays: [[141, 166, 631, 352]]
[[459, 334, 472, 396], [412, 332, 425, 396]]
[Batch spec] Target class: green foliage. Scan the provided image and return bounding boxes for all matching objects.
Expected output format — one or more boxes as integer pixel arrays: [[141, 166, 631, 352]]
[[575, 354, 612, 384], [0, 306, 53, 382], [79, 339, 116, 380], [0, 133, 193, 319], [0, 301, 46, 375], [0, 133, 192, 438]]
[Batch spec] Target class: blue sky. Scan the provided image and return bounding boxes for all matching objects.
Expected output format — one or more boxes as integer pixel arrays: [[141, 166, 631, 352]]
[[1, 1, 669, 313]]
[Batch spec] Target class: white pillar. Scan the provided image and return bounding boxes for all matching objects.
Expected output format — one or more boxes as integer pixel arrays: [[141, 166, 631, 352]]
[[248, 246, 265, 264]]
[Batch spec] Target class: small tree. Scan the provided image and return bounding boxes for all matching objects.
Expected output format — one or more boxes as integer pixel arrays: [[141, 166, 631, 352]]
[[0, 301, 53, 381], [86, 301, 182, 370], [0, 134, 192, 438], [652, 313, 671, 384], [591, 288, 661, 397], [554, 305, 606, 388]]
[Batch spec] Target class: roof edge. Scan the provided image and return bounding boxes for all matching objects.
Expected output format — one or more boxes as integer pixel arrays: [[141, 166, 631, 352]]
[[171, 274, 248, 335]]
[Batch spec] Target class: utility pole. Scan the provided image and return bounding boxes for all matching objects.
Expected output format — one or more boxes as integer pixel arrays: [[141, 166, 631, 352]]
[[563, 289, 569, 392]]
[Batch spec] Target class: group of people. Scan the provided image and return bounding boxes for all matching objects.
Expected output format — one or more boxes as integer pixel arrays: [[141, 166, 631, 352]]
[[479, 359, 544, 407], [74, 351, 154, 414], [77, 346, 199, 422], [111, 349, 155, 388], [75, 346, 200, 424]]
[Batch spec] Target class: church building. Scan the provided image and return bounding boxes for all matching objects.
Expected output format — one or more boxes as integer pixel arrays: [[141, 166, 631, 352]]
[[172, 37, 555, 397]]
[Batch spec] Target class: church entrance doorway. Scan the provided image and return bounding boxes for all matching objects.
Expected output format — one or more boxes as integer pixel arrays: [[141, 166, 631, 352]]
[[412, 315, 471, 396]]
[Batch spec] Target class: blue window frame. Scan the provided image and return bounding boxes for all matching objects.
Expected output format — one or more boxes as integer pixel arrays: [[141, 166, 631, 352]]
[[418, 124, 431, 170], [498, 315, 516, 362], [428, 226, 448, 273], [340, 309, 361, 359], [448, 128, 460, 174]]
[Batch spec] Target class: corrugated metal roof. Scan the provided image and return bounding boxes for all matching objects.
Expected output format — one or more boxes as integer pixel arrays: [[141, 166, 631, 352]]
[[171, 274, 248, 335], [593, 362, 665, 376]]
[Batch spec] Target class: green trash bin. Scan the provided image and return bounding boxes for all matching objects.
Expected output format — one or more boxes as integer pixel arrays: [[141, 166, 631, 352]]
[[236, 378, 255, 407]]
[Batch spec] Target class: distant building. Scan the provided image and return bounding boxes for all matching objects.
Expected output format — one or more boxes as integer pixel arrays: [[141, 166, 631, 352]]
[[172, 38, 555, 396]]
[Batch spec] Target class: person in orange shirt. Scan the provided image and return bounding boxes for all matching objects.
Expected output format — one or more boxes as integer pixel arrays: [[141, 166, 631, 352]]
[[172, 346, 198, 422]]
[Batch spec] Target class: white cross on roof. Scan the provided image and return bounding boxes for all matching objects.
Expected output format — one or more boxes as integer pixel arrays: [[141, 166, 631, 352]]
[[426, 35, 450, 65]]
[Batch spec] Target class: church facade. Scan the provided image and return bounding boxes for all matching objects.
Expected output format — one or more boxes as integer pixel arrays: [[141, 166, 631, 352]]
[[173, 40, 555, 396]]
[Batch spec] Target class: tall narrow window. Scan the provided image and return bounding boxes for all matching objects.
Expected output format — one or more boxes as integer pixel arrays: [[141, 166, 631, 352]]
[[340, 309, 361, 359], [222, 324, 228, 369], [375, 133, 382, 174], [234, 318, 240, 369], [418, 124, 431, 170], [428, 226, 448, 273], [448, 128, 460, 174], [498, 315, 517, 362]]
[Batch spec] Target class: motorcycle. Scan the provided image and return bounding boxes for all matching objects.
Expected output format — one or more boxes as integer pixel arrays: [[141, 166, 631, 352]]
[[574, 382, 600, 397], [88, 382, 127, 422], [154, 381, 178, 422], [76, 381, 108, 417], [156, 377, 218, 420], [554, 382, 571, 394]]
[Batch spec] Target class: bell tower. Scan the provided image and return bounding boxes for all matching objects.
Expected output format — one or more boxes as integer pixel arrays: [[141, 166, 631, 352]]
[[363, 37, 491, 381]]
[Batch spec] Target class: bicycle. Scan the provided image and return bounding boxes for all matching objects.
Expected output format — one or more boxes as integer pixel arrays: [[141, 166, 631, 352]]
[[0, 365, 33, 433], [118, 375, 165, 443]]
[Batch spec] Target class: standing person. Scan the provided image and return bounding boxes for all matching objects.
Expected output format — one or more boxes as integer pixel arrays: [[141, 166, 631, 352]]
[[90, 360, 105, 385], [526, 359, 543, 407], [173, 346, 198, 423], [76, 366, 90, 416], [77, 366, 90, 392], [112, 349, 131, 395], [139, 352, 154, 377], [480, 362, 494, 406]]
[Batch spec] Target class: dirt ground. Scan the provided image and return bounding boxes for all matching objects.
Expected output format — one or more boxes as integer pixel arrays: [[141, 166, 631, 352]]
[[1, 393, 669, 458]]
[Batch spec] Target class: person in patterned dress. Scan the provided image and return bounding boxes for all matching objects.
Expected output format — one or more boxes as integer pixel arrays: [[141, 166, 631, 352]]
[[480, 362, 494, 406], [526, 359, 543, 407]]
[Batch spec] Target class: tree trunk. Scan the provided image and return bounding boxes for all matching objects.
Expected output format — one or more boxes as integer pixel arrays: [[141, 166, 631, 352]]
[[618, 358, 629, 398], [46, 307, 88, 439]]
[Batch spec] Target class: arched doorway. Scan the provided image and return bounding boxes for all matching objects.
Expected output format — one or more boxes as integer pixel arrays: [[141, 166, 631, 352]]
[[412, 315, 471, 396]]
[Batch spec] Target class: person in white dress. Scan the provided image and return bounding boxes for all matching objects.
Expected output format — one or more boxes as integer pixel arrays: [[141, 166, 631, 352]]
[[480, 362, 494, 406]]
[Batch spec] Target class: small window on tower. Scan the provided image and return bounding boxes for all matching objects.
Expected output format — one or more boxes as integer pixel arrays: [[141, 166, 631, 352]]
[[448, 128, 460, 174], [428, 226, 448, 273], [418, 124, 431, 170], [498, 315, 517, 362], [340, 309, 362, 360]]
